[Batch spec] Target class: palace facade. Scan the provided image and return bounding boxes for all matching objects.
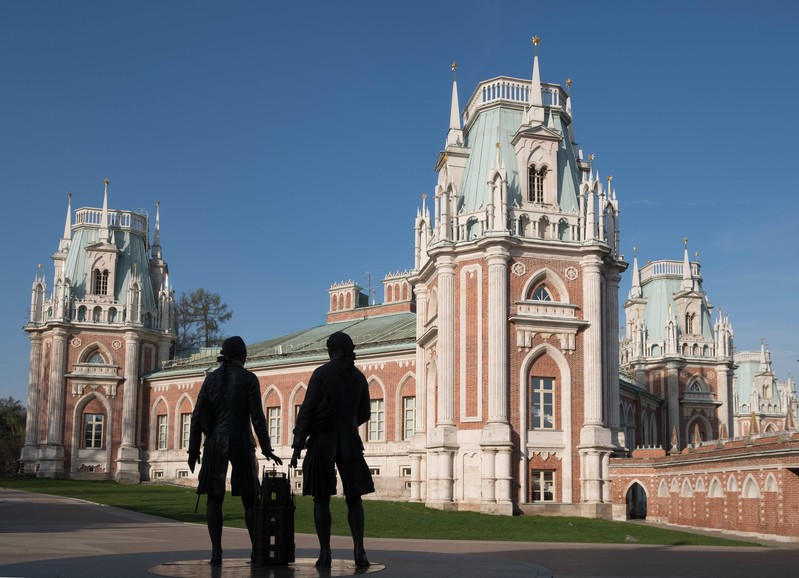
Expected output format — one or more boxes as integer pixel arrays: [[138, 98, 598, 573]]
[[21, 45, 799, 539]]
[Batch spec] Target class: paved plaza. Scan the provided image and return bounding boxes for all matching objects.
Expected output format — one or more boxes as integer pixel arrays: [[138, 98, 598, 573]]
[[0, 488, 796, 578]]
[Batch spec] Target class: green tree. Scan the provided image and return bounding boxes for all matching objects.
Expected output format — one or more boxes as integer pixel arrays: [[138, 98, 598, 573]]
[[175, 288, 233, 353], [0, 397, 25, 473]]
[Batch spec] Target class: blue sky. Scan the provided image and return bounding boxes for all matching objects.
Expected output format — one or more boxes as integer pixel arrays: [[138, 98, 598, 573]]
[[1, 1, 797, 404]]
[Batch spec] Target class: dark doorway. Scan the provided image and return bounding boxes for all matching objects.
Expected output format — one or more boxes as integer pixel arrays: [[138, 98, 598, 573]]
[[626, 482, 647, 520]]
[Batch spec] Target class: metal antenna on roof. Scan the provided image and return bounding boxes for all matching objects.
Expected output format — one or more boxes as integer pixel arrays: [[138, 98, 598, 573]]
[[364, 271, 376, 305]]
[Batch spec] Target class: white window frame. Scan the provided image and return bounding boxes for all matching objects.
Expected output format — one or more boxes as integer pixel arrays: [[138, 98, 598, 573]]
[[157, 414, 168, 450], [268, 406, 282, 446], [84, 413, 104, 449], [531, 470, 555, 502], [368, 399, 385, 442], [402, 396, 415, 440], [530, 377, 555, 429]]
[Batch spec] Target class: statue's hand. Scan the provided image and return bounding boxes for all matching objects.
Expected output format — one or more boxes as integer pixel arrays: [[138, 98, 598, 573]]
[[188, 453, 199, 473], [289, 447, 302, 469], [263, 449, 283, 466]]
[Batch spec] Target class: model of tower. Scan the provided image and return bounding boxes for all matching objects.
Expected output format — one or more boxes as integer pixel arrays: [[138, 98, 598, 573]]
[[21, 181, 175, 482], [409, 38, 627, 515]]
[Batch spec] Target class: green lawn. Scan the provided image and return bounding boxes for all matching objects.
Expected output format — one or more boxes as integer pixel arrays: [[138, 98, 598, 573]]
[[1, 477, 757, 547]]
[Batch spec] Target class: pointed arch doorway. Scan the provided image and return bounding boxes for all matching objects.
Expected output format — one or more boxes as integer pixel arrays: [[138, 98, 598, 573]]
[[626, 482, 647, 520]]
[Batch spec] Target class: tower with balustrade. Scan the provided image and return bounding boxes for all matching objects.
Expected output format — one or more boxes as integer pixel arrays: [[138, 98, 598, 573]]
[[409, 39, 627, 516], [21, 180, 174, 482], [620, 244, 735, 450]]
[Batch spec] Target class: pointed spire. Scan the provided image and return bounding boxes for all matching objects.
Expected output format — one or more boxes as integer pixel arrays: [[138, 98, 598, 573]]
[[759, 337, 768, 370], [681, 237, 693, 291], [449, 61, 460, 130], [524, 36, 544, 124], [629, 246, 642, 299], [446, 62, 463, 147], [152, 200, 162, 260], [58, 192, 73, 252], [100, 178, 110, 243], [529, 36, 542, 107], [63, 192, 72, 241]]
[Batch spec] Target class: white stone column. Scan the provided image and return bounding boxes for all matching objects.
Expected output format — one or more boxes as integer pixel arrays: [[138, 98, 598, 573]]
[[495, 448, 513, 509], [116, 331, 141, 483], [24, 334, 42, 446], [606, 270, 622, 444], [39, 327, 67, 477], [716, 365, 732, 439], [666, 362, 680, 448], [45, 328, 67, 445], [410, 284, 428, 503], [437, 257, 456, 426], [581, 256, 604, 425], [121, 331, 140, 447], [481, 448, 497, 504], [20, 334, 43, 469], [486, 247, 509, 424]]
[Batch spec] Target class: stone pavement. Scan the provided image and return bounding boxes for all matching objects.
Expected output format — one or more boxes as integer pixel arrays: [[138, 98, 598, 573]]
[[0, 488, 796, 578]]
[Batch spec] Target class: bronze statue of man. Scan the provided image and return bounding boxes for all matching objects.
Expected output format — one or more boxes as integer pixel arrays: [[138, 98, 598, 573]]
[[188, 335, 282, 565], [290, 331, 374, 568]]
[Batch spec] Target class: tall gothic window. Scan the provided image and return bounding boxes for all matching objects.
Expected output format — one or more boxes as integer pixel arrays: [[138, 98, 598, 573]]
[[685, 313, 694, 334], [528, 166, 546, 203], [157, 415, 168, 450], [402, 396, 415, 441], [84, 413, 104, 448], [368, 399, 385, 442], [268, 406, 282, 446], [530, 377, 555, 429], [180, 413, 191, 449], [92, 269, 109, 295]]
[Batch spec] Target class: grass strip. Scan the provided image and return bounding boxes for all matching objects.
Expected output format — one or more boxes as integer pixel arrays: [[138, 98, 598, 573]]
[[1, 477, 757, 547]]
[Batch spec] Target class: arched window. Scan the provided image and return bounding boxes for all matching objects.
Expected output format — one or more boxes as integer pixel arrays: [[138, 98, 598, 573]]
[[92, 269, 109, 295], [685, 313, 694, 334], [88, 351, 105, 364], [83, 413, 104, 448], [528, 165, 546, 203], [531, 285, 553, 302]]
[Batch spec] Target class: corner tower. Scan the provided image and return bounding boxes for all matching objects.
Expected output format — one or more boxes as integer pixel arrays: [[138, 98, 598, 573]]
[[21, 181, 175, 482], [620, 242, 735, 450], [410, 38, 627, 517]]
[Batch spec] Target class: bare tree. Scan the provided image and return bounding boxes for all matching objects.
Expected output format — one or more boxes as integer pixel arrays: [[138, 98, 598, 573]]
[[175, 289, 233, 353]]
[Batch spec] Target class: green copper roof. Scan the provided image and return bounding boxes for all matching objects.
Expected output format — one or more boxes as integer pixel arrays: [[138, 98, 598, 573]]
[[63, 224, 156, 310], [153, 311, 417, 377], [457, 106, 579, 215], [641, 277, 713, 342]]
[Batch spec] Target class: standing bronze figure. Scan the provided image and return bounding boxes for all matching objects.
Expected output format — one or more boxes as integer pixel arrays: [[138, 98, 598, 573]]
[[290, 331, 374, 568], [188, 336, 282, 565]]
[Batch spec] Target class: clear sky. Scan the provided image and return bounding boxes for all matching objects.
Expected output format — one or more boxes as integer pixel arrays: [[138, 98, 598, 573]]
[[1, 1, 797, 405]]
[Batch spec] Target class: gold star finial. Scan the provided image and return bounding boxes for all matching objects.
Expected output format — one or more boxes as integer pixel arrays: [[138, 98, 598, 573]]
[[421, 193, 427, 200], [38, 263, 42, 270], [566, 78, 572, 95], [451, 61, 457, 72], [695, 250, 700, 259], [633, 245, 637, 256], [532, 36, 540, 46], [683, 237, 688, 247], [103, 178, 110, 186], [67, 191, 72, 199], [607, 175, 613, 183]]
